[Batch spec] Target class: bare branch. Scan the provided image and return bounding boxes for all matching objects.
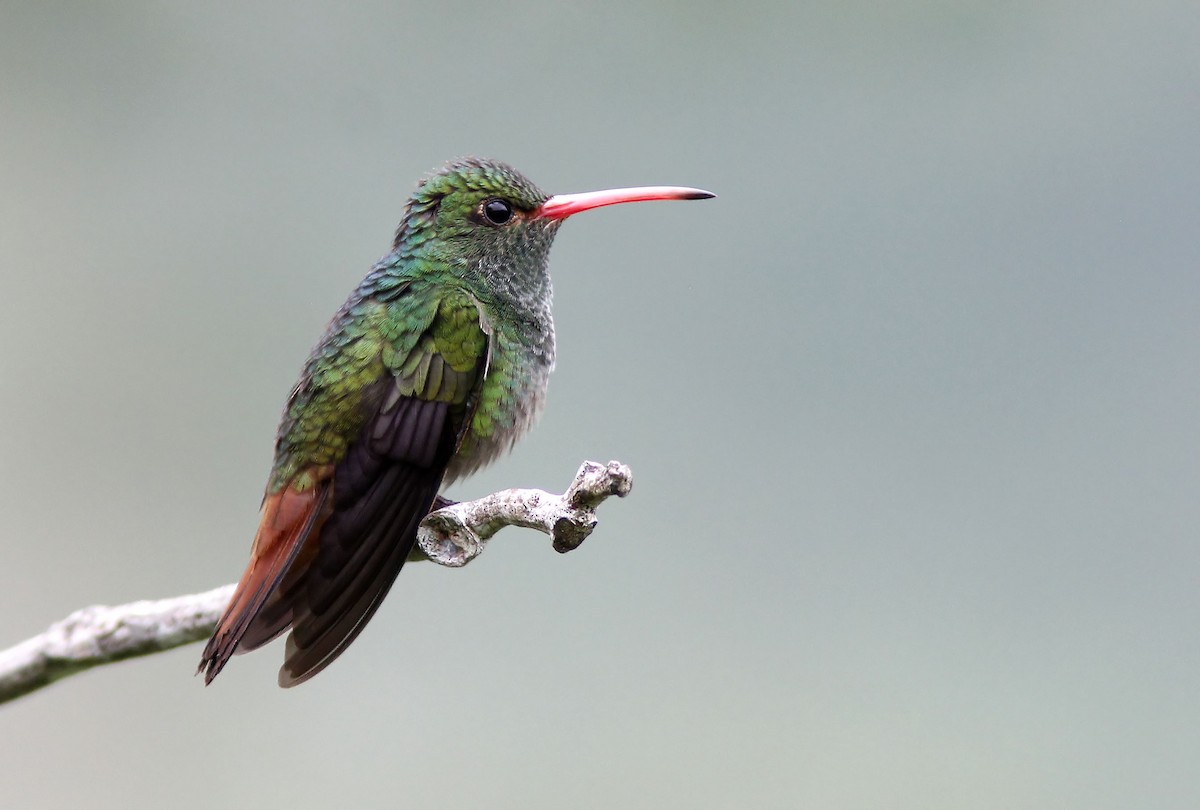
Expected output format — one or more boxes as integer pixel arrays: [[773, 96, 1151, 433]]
[[0, 460, 631, 706], [416, 459, 633, 565], [0, 585, 235, 706]]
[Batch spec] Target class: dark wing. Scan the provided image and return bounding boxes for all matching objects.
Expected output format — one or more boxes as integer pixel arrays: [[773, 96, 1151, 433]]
[[199, 291, 489, 686], [276, 396, 458, 685]]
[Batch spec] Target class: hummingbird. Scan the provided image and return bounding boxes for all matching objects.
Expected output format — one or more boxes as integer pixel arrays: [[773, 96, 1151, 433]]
[[198, 157, 714, 687]]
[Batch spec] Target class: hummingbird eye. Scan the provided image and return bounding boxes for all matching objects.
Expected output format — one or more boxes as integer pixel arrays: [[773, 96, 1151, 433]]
[[481, 198, 514, 225]]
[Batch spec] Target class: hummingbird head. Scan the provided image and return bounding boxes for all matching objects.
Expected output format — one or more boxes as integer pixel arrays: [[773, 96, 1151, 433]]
[[392, 156, 715, 306], [394, 157, 557, 279]]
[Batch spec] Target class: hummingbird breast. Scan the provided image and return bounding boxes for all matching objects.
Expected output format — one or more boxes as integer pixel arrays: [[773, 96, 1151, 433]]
[[445, 299, 555, 483]]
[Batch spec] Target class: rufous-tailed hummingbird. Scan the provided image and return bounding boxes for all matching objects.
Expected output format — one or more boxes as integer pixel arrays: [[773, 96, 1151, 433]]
[[198, 157, 713, 686]]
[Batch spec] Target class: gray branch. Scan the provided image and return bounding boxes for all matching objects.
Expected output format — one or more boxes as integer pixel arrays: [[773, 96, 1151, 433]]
[[0, 460, 632, 706]]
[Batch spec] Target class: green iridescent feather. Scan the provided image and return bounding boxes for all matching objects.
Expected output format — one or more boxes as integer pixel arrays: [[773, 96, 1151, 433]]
[[268, 157, 559, 492]]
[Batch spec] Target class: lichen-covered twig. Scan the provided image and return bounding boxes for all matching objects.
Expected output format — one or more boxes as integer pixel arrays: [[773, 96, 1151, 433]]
[[0, 460, 631, 706]]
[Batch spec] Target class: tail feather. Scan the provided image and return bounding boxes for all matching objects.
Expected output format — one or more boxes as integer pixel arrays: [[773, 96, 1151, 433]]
[[198, 478, 331, 684]]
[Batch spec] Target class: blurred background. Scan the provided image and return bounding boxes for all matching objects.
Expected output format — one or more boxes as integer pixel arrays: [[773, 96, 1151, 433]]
[[1, 2, 1197, 807]]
